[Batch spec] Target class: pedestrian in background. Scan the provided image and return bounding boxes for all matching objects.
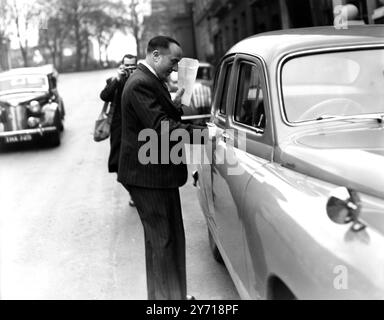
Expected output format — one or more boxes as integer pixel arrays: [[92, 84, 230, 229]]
[[100, 54, 137, 206], [118, 36, 206, 300]]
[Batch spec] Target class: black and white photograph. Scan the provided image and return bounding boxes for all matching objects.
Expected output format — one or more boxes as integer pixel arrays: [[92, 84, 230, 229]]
[[0, 0, 384, 304]]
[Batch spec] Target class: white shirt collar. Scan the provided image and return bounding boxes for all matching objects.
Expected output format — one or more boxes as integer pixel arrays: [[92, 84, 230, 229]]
[[140, 60, 159, 79]]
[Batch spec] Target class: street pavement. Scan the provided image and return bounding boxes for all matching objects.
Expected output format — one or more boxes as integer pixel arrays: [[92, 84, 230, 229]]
[[0, 69, 239, 300]]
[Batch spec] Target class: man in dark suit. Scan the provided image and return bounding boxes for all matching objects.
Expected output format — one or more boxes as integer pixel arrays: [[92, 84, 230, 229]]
[[100, 54, 136, 206], [118, 36, 205, 300]]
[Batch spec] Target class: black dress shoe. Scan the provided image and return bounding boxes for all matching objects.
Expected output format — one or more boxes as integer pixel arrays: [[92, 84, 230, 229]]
[[186, 295, 196, 300]]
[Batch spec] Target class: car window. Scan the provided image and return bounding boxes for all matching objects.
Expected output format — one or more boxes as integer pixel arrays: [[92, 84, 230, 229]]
[[218, 63, 233, 115], [234, 62, 265, 130]]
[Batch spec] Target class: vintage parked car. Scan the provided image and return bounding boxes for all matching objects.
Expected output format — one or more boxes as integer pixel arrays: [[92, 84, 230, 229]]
[[193, 25, 384, 299], [0, 65, 65, 146]]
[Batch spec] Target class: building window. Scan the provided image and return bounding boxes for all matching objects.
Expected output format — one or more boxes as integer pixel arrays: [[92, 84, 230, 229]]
[[286, 0, 314, 28]]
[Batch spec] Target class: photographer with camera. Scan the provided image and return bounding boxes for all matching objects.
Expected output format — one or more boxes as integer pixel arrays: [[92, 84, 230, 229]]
[[100, 54, 137, 206]]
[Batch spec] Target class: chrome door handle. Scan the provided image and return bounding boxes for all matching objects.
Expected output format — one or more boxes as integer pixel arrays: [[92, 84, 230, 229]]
[[221, 132, 231, 142]]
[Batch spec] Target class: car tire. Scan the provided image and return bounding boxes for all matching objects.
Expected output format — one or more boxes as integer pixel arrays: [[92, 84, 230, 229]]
[[48, 112, 62, 147], [208, 227, 224, 264], [48, 128, 61, 147], [59, 100, 65, 131], [59, 98, 65, 119]]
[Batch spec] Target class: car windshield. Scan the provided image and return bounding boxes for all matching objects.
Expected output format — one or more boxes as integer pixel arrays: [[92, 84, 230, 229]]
[[281, 48, 384, 123], [0, 74, 48, 94]]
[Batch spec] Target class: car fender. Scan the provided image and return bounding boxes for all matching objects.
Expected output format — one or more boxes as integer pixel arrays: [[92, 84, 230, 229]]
[[242, 163, 384, 299], [42, 102, 60, 126]]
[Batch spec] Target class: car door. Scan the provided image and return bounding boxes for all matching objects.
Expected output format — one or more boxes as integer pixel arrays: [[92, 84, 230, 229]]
[[213, 55, 274, 298], [229, 55, 275, 298], [209, 55, 250, 296], [198, 56, 234, 227]]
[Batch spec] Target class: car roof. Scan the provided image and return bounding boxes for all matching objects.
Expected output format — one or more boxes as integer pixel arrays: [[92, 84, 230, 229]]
[[226, 25, 384, 63], [0, 65, 57, 77]]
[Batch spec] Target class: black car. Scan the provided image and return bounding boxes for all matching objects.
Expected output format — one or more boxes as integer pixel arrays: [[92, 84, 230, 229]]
[[0, 65, 65, 146]]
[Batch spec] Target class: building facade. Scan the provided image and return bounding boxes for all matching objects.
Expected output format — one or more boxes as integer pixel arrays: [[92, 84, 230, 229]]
[[141, 0, 196, 58], [192, 0, 384, 66]]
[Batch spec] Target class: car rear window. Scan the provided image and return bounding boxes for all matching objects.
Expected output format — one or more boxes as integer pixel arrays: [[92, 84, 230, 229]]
[[197, 66, 212, 80]]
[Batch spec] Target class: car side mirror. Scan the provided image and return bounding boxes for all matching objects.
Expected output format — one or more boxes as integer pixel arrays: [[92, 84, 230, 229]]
[[326, 187, 366, 232]]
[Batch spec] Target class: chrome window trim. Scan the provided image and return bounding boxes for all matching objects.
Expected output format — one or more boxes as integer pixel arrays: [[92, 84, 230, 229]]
[[227, 54, 274, 144], [230, 121, 265, 136], [216, 112, 227, 125], [276, 43, 384, 127], [214, 55, 235, 118]]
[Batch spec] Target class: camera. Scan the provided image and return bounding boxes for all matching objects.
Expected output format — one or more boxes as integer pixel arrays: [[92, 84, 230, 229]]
[[119, 64, 136, 78], [123, 65, 136, 74]]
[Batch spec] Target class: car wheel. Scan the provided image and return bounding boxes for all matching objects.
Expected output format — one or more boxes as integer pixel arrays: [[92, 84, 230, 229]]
[[208, 227, 224, 264], [59, 100, 65, 131], [59, 99, 66, 120], [49, 131, 61, 147]]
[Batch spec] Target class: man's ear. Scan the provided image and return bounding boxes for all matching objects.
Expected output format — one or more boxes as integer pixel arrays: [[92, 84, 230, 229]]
[[152, 50, 160, 62]]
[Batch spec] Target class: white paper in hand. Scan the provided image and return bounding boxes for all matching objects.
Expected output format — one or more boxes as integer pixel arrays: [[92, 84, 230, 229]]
[[177, 58, 199, 106]]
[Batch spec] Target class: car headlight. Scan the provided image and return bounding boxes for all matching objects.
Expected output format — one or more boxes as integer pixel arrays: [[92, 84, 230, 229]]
[[28, 100, 41, 113], [27, 117, 40, 128], [42, 102, 58, 112]]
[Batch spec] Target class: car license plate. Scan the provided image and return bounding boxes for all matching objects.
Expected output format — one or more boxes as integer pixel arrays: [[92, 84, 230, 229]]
[[5, 134, 32, 143]]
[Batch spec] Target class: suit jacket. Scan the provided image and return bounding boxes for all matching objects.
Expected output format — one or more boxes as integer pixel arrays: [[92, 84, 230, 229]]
[[100, 76, 128, 173], [118, 63, 204, 189]]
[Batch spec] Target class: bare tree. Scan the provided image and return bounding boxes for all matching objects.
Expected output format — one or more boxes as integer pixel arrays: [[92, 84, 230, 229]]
[[38, 0, 71, 70], [0, 0, 11, 70], [10, 0, 42, 67], [0, 0, 11, 37], [37, 0, 131, 71], [62, 0, 127, 71], [127, 0, 151, 59], [86, 1, 128, 67]]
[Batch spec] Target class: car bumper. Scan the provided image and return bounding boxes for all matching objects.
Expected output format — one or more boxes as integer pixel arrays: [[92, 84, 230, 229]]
[[0, 126, 57, 144]]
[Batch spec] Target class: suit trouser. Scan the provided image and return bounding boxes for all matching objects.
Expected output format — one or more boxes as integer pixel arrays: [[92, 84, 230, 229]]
[[125, 185, 187, 300]]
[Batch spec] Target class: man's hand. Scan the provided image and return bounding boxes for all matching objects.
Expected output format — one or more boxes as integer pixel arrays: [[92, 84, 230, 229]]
[[116, 66, 127, 81], [172, 88, 185, 107]]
